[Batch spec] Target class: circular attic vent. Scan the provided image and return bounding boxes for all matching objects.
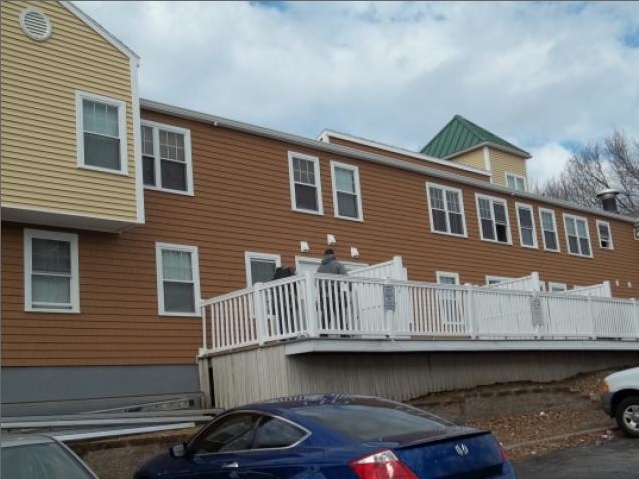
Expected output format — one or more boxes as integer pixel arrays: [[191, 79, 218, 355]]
[[20, 8, 52, 41]]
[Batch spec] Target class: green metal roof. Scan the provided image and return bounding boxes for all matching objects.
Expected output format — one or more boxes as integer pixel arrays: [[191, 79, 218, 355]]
[[421, 115, 531, 159]]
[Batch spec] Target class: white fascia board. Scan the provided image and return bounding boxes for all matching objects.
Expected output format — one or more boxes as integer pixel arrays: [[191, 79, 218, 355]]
[[139, 99, 636, 224], [443, 142, 532, 160]]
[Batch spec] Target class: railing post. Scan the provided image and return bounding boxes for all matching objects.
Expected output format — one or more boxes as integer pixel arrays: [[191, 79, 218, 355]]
[[465, 284, 476, 339], [586, 296, 596, 339], [392, 256, 405, 280], [199, 301, 208, 356], [304, 271, 318, 338], [253, 283, 266, 346], [384, 279, 397, 339]]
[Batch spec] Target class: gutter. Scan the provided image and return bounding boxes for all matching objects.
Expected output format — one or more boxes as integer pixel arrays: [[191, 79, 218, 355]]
[[140, 99, 636, 224]]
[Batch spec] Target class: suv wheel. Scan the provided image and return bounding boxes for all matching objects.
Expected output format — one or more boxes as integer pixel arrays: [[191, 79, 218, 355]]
[[615, 396, 639, 438]]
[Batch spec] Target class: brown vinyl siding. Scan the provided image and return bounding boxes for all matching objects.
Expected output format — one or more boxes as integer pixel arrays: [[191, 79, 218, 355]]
[[327, 136, 489, 181], [2, 108, 637, 367], [0, 1, 137, 221]]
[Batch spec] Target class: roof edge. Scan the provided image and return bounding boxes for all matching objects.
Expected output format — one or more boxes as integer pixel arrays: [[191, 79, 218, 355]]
[[61, 1, 139, 61], [442, 142, 532, 161], [140, 98, 636, 224]]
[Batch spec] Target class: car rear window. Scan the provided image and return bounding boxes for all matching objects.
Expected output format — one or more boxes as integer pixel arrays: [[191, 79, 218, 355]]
[[1, 443, 95, 479], [292, 403, 453, 442]]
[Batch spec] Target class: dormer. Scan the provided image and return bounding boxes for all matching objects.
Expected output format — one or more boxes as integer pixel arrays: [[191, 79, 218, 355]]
[[1, 1, 143, 232], [421, 115, 531, 191]]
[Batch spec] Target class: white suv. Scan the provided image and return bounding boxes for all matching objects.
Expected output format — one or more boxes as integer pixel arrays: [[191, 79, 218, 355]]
[[600, 366, 639, 438]]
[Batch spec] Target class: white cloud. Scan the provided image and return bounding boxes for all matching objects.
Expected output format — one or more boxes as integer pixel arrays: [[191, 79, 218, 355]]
[[74, 1, 639, 183], [527, 143, 574, 187]]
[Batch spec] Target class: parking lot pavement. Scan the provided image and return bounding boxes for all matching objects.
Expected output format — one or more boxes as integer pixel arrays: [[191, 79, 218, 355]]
[[514, 435, 637, 479]]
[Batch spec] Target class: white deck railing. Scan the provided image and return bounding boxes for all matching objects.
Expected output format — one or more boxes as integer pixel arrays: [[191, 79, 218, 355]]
[[199, 273, 639, 354]]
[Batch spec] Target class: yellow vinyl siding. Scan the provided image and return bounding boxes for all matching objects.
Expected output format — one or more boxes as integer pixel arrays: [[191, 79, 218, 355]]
[[449, 148, 486, 170], [0, 1, 137, 221], [489, 148, 528, 188]]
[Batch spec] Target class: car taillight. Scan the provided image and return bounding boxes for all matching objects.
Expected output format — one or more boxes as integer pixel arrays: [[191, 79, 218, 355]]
[[349, 450, 418, 479], [499, 443, 509, 462]]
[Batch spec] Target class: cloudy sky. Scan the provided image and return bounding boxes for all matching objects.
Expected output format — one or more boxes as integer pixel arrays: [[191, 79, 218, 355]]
[[75, 1, 639, 185]]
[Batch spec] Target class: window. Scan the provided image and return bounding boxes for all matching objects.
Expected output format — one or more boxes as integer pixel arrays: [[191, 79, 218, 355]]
[[76, 91, 127, 173], [436, 271, 460, 285], [563, 214, 592, 257], [156, 243, 200, 316], [506, 173, 526, 191], [426, 183, 466, 237], [24, 229, 80, 313], [245, 252, 281, 287], [189, 413, 260, 454], [596, 220, 613, 250], [516, 203, 537, 248], [486, 276, 513, 285], [476, 194, 511, 244], [331, 161, 363, 221], [288, 152, 323, 214], [253, 416, 308, 449], [539, 208, 560, 252], [549, 282, 567, 293], [141, 121, 193, 194]]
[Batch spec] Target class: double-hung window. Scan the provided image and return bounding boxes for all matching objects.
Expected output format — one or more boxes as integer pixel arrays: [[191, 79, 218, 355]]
[[24, 229, 80, 312], [476, 194, 511, 244], [506, 173, 526, 191], [563, 214, 592, 257], [76, 91, 127, 174], [156, 243, 200, 316], [596, 220, 613, 249], [426, 183, 466, 236], [331, 161, 363, 221], [436, 271, 460, 285], [539, 208, 559, 252], [142, 121, 193, 194], [516, 203, 537, 248], [288, 152, 323, 215], [245, 252, 281, 287]]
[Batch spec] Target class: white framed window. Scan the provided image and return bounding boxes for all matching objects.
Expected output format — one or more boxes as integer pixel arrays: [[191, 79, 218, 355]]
[[24, 229, 80, 313], [563, 214, 592, 257], [515, 203, 538, 248], [288, 152, 323, 215], [156, 243, 200, 316], [549, 282, 567, 293], [76, 91, 127, 174], [596, 220, 613, 250], [426, 183, 467, 237], [245, 252, 281, 287], [485, 276, 513, 285], [436, 271, 460, 285], [331, 161, 363, 221], [476, 194, 511, 244], [539, 208, 560, 252], [141, 120, 193, 195], [506, 173, 526, 191]]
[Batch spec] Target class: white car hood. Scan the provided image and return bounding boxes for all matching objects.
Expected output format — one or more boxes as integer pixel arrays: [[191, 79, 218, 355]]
[[605, 366, 639, 391]]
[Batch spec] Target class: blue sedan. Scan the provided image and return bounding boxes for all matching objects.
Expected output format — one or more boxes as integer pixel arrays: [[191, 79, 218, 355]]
[[134, 393, 517, 479]]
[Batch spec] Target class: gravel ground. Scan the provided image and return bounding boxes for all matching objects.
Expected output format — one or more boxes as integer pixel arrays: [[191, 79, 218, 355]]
[[72, 368, 619, 479]]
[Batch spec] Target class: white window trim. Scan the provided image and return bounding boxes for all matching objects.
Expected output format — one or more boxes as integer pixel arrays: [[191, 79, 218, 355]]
[[596, 219, 614, 250], [549, 282, 567, 293], [330, 160, 363, 221], [426, 182, 468, 238], [475, 193, 512, 245], [436, 271, 460, 285], [485, 275, 513, 285], [76, 90, 128, 175], [539, 208, 560, 252], [24, 229, 80, 313], [141, 120, 194, 196], [288, 151, 324, 215], [155, 243, 201, 317], [505, 172, 527, 191], [562, 213, 593, 258], [515, 202, 538, 249], [244, 252, 281, 287]]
